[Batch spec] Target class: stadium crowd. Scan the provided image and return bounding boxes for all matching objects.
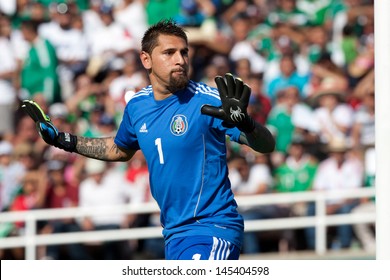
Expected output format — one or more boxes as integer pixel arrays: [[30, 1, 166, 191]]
[[0, 0, 375, 259]]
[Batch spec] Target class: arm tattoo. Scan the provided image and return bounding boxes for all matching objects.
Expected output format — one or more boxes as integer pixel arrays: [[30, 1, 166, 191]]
[[75, 136, 129, 161]]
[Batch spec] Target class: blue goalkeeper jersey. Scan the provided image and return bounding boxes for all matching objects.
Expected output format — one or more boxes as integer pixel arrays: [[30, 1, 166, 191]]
[[114, 80, 244, 247]]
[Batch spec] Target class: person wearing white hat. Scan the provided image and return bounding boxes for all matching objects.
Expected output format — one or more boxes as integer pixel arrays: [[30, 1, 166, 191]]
[[76, 158, 132, 259], [305, 137, 364, 250]]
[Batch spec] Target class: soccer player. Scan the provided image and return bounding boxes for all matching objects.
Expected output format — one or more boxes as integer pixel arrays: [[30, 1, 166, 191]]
[[22, 19, 275, 260]]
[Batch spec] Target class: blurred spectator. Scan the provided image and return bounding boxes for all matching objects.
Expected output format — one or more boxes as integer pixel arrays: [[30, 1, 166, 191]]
[[175, 0, 207, 27], [97, 113, 117, 136], [346, 33, 374, 87], [340, 24, 359, 67], [1, 169, 46, 259], [77, 158, 132, 259], [19, 19, 61, 104], [331, 0, 374, 67], [305, 137, 364, 250], [0, 141, 26, 211], [351, 90, 374, 150], [125, 152, 151, 213], [350, 86, 375, 253], [82, 0, 105, 41], [0, 15, 18, 136], [48, 102, 70, 131], [246, 73, 272, 126], [297, 0, 344, 28], [13, 142, 39, 171], [64, 73, 116, 137], [184, 2, 228, 55], [3, 0, 48, 28], [266, 0, 309, 28], [39, 3, 89, 100], [44, 159, 78, 209], [304, 55, 348, 99], [86, 3, 137, 78], [304, 25, 333, 65], [351, 146, 375, 253], [273, 134, 318, 249], [266, 86, 316, 157], [200, 54, 231, 88], [9, 169, 47, 231], [80, 104, 106, 137], [124, 151, 164, 259], [41, 159, 86, 259], [114, 0, 148, 47], [65, 73, 104, 114], [234, 58, 252, 82], [273, 134, 318, 193], [310, 87, 354, 148], [0, 12, 29, 62], [229, 154, 274, 254], [265, 54, 309, 103], [11, 114, 48, 158], [108, 52, 148, 104], [229, 12, 266, 75]]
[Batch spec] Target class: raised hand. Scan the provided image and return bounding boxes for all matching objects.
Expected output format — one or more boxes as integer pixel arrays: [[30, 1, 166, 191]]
[[22, 100, 77, 152], [201, 73, 255, 133]]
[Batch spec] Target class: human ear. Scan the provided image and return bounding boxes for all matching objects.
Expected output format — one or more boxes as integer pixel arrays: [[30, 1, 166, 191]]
[[140, 51, 152, 70]]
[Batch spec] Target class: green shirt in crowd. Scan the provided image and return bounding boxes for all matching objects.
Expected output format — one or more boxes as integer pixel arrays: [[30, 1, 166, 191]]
[[21, 38, 61, 103], [274, 156, 318, 193]]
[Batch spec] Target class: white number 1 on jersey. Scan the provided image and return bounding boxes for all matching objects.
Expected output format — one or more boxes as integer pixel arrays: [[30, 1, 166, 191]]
[[155, 138, 165, 164]]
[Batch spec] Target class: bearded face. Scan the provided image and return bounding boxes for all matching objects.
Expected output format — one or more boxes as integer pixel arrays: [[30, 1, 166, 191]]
[[167, 69, 189, 92], [141, 34, 190, 97]]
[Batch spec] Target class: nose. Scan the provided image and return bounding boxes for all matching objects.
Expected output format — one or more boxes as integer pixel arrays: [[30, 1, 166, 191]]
[[174, 51, 186, 65]]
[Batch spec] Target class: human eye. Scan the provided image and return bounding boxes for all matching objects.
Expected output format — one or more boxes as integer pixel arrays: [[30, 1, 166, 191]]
[[181, 48, 189, 57], [163, 49, 175, 56]]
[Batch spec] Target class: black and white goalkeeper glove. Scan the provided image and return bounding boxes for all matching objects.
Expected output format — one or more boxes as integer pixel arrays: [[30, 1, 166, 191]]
[[21, 100, 77, 152], [201, 73, 256, 133]]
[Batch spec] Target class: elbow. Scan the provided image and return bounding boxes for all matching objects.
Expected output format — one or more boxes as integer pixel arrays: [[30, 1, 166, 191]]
[[260, 139, 276, 154], [259, 129, 276, 153]]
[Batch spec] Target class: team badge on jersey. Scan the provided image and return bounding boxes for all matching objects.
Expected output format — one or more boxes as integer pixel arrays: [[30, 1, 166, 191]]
[[170, 114, 188, 136]]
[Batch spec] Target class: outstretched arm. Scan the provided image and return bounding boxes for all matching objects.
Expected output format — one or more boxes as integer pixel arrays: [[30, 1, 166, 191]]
[[22, 100, 136, 162], [75, 136, 135, 161]]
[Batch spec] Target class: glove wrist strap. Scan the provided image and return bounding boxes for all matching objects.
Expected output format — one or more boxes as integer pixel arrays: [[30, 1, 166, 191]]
[[54, 132, 77, 153]]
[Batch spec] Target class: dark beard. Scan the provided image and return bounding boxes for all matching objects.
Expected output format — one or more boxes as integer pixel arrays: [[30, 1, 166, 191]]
[[167, 74, 189, 93]]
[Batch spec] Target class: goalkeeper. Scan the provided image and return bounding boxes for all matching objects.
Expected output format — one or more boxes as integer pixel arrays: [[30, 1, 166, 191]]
[[22, 19, 275, 260]]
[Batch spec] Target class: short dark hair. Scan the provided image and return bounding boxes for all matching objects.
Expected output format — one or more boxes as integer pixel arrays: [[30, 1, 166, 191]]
[[141, 19, 188, 54], [20, 19, 40, 34]]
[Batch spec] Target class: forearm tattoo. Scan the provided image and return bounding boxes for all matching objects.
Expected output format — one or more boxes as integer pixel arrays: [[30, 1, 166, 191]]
[[75, 136, 125, 161]]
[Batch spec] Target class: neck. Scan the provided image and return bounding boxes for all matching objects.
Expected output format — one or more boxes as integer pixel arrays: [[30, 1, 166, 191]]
[[152, 85, 174, 101]]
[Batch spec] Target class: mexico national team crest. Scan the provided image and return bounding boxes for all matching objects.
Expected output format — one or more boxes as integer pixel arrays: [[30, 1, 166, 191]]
[[170, 114, 188, 136]]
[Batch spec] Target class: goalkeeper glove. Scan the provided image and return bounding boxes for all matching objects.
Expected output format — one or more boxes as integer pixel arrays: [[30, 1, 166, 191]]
[[201, 73, 256, 133], [21, 100, 77, 153]]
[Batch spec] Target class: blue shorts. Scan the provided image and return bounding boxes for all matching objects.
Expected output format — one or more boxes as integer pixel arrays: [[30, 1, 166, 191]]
[[165, 235, 241, 260]]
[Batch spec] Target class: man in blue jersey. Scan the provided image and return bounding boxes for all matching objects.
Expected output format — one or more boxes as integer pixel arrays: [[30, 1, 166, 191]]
[[22, 19, 275, 260]]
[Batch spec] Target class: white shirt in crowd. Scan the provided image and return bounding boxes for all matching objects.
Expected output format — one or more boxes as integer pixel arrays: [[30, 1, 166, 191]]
[[313, 155, 364, 204], [78, 169, 131, 226], [314, 103, 354, 143], [39, 22, 89, 62]]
